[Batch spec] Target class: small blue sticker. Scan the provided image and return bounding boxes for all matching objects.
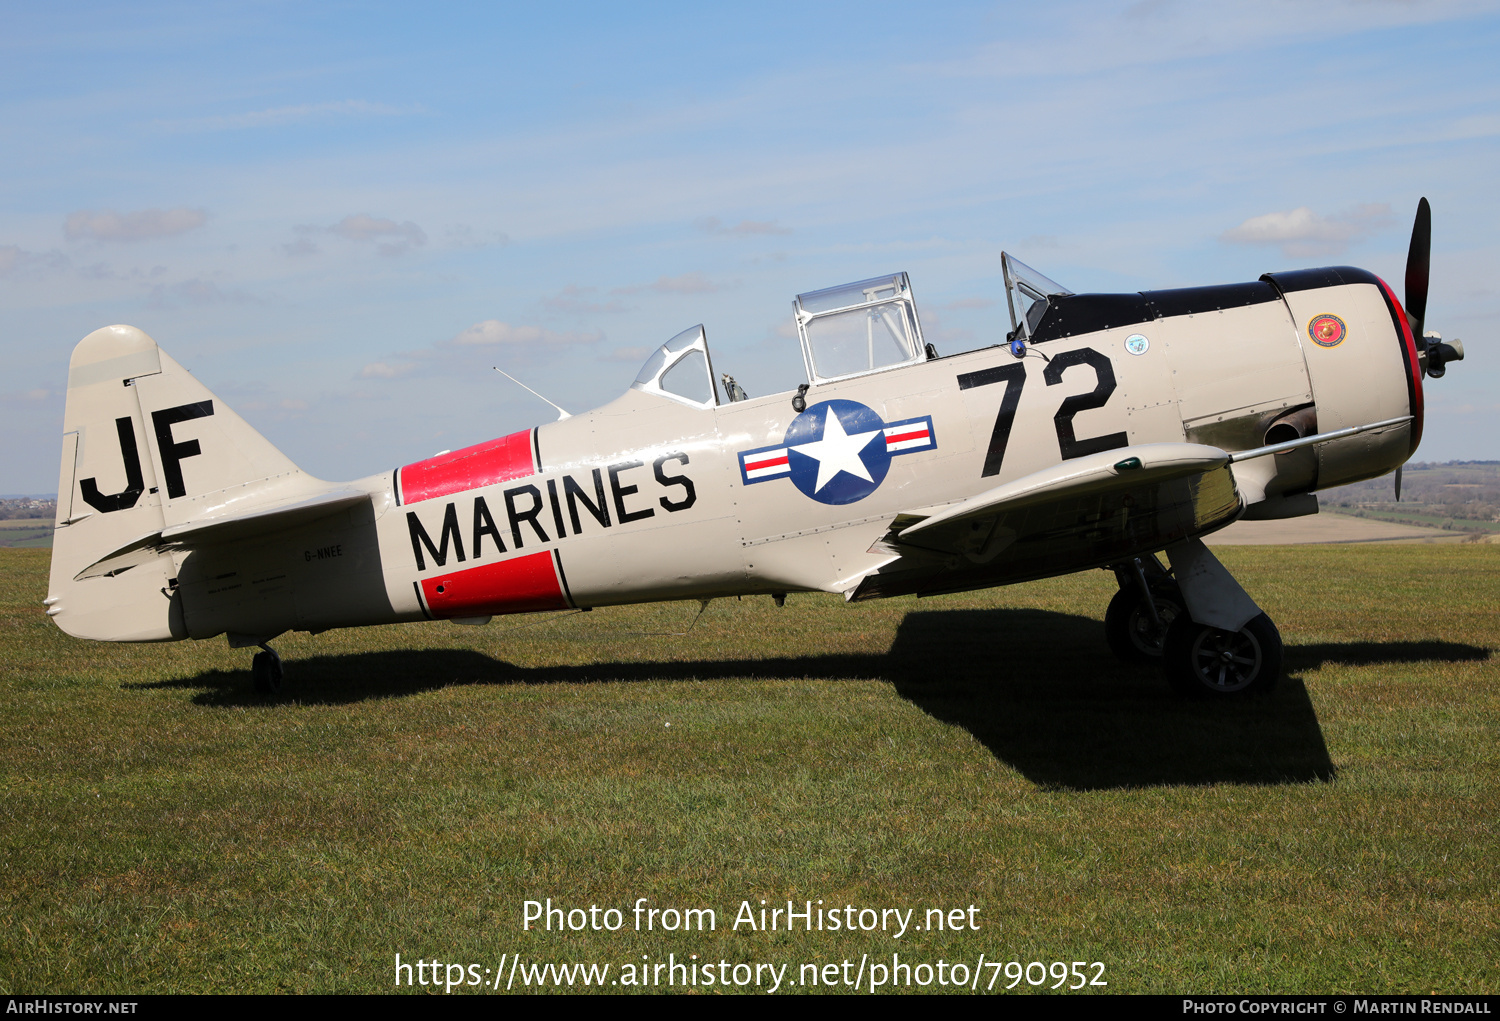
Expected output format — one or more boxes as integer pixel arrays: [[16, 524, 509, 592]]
[[1125, 334, 1150, 356]]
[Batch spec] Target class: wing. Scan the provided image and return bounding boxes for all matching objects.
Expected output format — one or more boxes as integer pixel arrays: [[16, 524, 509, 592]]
[[845, 442, 1241, 602]]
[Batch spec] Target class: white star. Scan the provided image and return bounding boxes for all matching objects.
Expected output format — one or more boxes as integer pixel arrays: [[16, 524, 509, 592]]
[[793, 406, 881, 493]]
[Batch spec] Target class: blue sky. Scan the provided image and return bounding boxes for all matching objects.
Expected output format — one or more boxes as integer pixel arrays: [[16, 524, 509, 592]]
[[2, 0, 1496, 493]]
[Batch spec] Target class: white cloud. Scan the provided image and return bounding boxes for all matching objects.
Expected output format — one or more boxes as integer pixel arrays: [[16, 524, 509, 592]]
[[358, 361, 416, 379], [926, 1, 1499, 83], [147, 278, 256, 309], [64, 207, 207, 243], [0, 245, 68, 277], [652, 272, 718, 294], [324, 214, 427, 256], [1220, 204, 1393, 258], [543, 285, 630, 314], [612, 272, 720, 296], [0, 387, 59, 407], [916, 307, 975, 348], [694, 216, 792, 236], [444, 225, 510, 250], [452, 320, 601, 346], [76, 261, 167, 281], [156, 100, 422, 132], [605, 345, 653, 363], [355, 320, 603, 383], [1438, 113, 1500, 142]]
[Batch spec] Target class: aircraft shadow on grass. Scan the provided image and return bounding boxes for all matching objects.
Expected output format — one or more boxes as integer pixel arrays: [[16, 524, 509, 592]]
[[133, 606, 1488, 791]]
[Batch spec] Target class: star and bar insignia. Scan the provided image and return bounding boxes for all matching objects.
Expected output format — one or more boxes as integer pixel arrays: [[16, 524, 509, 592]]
[[738, 399, 936, 505]]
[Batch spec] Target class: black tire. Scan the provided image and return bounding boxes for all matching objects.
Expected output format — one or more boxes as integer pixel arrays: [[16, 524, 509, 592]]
[[1104, 584, 1184, 664], [251, 651, 283, 696], [1162, 612, 1282, 697]]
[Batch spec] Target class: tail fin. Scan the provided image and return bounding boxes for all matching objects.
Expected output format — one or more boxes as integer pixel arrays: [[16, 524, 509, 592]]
[[47, 325, 316, 642]]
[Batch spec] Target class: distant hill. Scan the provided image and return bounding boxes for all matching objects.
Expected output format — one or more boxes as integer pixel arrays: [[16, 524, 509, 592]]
[[0, 497, 56, 521], [1319, 461, 1500, 534], [0, 498, 57, 548]]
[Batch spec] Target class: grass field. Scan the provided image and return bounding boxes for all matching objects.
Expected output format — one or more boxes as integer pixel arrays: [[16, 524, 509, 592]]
[[1, 546, 1495, 995], [0, 519, 54, 549], [1332, 507, 1500, 535]]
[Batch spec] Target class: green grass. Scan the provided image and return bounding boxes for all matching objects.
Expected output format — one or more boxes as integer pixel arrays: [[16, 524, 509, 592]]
[[1, 546, 1496, 994]]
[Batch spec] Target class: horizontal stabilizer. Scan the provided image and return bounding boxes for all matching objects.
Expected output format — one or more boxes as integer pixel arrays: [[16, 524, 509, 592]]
[[76, 487, 372, 581]]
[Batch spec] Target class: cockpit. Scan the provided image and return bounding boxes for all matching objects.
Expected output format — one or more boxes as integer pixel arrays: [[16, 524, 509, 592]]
[[627, 254, 1071, 406], [793, 272, 927, 383]]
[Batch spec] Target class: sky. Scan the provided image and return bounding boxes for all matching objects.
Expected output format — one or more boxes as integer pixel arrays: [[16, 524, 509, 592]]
[[2, 0, 1497, 494]]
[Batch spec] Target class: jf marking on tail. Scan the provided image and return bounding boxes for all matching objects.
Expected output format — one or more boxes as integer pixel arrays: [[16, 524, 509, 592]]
[[46, 200, 1463, 697]]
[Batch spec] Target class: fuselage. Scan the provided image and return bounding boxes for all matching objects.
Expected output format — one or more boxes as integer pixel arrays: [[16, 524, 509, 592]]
[[160, 266, 1420, 641]]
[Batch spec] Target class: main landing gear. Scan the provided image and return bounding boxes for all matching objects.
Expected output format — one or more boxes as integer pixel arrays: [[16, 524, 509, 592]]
[[1104, 556, 1184, 664], [251, 643, 283, 696], [1161, 611, 1281, 697], [1107, 541, 1283, 697]]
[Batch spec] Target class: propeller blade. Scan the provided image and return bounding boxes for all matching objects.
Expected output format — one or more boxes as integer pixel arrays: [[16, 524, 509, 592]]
[[1395, 465, 1402, 502], [1405, 197, 1431, 340]]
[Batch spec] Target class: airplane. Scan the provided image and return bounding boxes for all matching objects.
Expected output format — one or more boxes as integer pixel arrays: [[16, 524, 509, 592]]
[[44, 199, 1463, 698]]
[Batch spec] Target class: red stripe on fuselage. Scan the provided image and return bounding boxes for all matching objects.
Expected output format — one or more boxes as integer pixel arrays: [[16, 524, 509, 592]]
[[398, 428, 536, 504], [747, 455, 788, 469], [1373, 275, 1424, 456], [885, 429, 928, 445], [420, 550, 567, 617]]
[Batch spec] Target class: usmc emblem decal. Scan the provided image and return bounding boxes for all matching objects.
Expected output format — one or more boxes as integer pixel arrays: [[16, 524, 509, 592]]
[[1308, 313, 1347, 348]]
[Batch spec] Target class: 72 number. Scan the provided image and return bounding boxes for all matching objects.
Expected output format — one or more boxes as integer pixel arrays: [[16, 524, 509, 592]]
[[958, 347, 1128, 477]]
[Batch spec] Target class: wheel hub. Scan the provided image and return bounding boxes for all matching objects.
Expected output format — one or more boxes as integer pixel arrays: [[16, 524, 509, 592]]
[[1129, 598, 1180, 655], [1189, 627, 1262, 692]]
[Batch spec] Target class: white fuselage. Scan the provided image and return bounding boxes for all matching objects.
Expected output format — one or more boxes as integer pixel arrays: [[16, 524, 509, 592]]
[[48, 268, 1422, 645]]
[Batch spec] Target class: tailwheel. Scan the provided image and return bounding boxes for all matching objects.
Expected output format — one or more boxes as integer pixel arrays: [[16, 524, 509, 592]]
[[1104, 582, 1184, 664], [1162, 612, 1282, 698], [251, 647, 283, 696]]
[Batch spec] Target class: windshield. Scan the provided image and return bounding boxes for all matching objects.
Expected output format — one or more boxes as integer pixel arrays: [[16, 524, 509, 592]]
[[1002, 253, 1072, 342], [630, 325, 718, 407]]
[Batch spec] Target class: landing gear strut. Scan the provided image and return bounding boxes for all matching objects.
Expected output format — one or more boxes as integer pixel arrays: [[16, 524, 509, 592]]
[[251, 643, 283, 696], [1108, 540, 1284, 697], [1104, 555, 1183, 664]]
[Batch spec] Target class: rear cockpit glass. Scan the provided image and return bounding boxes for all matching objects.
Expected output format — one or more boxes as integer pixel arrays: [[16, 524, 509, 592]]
[[631, 325, 719, 407], [794, 272, 926, 383], [803, 300, 916, 379]]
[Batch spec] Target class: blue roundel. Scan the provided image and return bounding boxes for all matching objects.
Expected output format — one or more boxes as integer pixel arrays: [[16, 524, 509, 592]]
[[784, 400, 891, 505]]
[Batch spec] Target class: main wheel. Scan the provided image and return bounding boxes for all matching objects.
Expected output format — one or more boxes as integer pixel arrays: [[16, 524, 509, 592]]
[[251, 650, 283, 695], [1104, 583, 1184, 664], [1162, 612, 1282, 697]]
